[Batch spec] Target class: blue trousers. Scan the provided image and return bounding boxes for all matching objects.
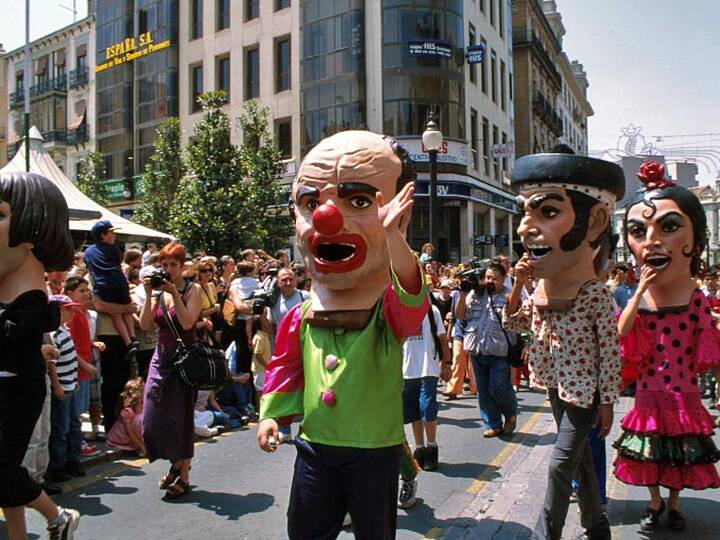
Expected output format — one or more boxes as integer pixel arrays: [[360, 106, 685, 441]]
[[49, 389, 83, 470], [471, 353, 518, 430], [571, 425, 608, 505], [288, 437, 401, 540]]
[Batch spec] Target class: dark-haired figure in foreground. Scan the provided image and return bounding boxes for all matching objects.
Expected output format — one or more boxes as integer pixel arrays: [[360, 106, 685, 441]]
[[613, 161, 720, 532], [503, 147, 624, 540], [257, 131, 428, 539], [0, 172, 80, 539]]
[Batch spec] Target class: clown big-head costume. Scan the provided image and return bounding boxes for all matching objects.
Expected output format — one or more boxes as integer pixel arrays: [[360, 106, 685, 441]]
[[258, 130, 429, 539], [292, 130, 415, 311]]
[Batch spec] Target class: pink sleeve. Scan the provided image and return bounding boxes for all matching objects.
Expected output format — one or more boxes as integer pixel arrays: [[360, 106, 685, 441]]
[[693, 294, 720, 371], [618, 313, 649, 389], [262, 303, 305, 395], [382, 267, 429, 340], [120, 407, 134, 421]]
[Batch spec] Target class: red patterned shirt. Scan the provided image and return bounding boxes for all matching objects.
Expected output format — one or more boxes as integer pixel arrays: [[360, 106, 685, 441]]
[[503, 280, 621, 408]]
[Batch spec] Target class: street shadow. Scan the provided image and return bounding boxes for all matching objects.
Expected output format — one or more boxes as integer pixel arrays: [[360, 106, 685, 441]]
[[395, 501, 534, 539], [54, 478, 140, 517], [438, 400, 478, 410], [440, 416, 482, 429], [516, 403, 552, 414], [436, 461, 500, 481], [513, 431, 555, 448], [163, 490, 274, 521]]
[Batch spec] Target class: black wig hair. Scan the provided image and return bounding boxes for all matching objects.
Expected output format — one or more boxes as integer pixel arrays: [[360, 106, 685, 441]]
[[0, 172, 75, 271], [622, 185, 707, 277]]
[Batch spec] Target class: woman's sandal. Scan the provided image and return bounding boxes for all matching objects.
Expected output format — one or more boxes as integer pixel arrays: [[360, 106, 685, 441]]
[[159, 466, 181, 489], [640, 499, 666, 531], [668, 509, 686, 531], [164, 478, 190, 499]]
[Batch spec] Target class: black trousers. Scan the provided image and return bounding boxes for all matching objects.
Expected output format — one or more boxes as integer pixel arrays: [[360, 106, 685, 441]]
[[534, 389, 610, 540], [0, 371, 45, 507], [288, 437, 402, 540], [99, 335, 131, 433]]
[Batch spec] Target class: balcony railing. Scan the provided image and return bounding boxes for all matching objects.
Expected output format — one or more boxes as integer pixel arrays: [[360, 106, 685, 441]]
[[42, 129, 67, 144], [69, 66, 89, 88], [9, 90, 24, 108], [532, 91, 563, 136], [30, 74, 67, 97], [512, 29, 561, 86]]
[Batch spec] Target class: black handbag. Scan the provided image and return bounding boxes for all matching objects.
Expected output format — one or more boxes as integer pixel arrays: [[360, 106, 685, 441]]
[[160, 292, 231, 391], [489, 299, 525, 369]]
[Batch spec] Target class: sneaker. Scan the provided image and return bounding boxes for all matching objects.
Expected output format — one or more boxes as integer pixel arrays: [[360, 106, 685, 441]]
[[423, 445, 438, 471], [443, 393, 457, 401], [80, 442, 101, 457], [412, 446, 427, 469], [398, 479, 418, 509], [65, 462, 86, 477], [47, 509, 80, 540]]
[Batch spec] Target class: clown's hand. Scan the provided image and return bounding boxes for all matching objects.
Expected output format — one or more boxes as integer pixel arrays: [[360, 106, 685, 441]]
[[257, 418, 279, 453], [377, 183, 415, 236]]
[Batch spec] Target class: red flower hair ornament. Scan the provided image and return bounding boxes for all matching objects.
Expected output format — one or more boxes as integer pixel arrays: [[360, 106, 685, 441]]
[[636, 160, 675, 190]]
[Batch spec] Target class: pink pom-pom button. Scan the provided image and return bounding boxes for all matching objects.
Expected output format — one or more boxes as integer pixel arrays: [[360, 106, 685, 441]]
[[325, 354, 338, 370], [321, 390, 336, 406]]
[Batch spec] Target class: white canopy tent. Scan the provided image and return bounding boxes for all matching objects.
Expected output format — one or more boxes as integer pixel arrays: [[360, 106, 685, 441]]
[[1, 127, 172, 243]]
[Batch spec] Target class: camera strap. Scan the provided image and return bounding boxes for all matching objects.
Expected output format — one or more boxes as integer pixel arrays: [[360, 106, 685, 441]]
[[487, 294, 514, 350], [159, 292, 187, 351]]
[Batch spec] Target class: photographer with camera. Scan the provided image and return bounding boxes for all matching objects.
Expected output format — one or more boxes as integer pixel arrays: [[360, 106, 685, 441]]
[[454, 261, 518, 438], [140, 243, 203, 500]]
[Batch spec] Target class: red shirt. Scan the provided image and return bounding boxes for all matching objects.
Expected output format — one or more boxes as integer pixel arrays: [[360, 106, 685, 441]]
[[68, 310, 94, 381]]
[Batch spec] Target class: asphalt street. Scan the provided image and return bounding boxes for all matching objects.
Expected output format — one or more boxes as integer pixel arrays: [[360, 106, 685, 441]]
[[2, 387, 549, 540]]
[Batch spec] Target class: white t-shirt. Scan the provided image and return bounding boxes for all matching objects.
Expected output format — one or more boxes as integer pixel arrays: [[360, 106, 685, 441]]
[[402, 305, 445, 379], [230, 276, 259, 300]]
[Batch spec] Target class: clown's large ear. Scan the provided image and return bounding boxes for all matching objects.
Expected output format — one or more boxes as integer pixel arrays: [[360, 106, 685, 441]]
[[586, 203, 611, 244]]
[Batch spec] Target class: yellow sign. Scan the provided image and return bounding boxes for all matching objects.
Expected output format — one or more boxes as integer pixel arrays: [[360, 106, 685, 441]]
[[95, 32, 172, 73]]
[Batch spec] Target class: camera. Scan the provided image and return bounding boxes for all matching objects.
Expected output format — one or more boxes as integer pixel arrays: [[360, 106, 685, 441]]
[[148, 269, 171, 289], [248, 267, 280, 315], [459, 258, 493, 295]]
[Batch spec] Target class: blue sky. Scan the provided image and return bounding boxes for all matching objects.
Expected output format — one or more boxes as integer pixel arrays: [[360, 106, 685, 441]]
[[3, 0, 719, 183]]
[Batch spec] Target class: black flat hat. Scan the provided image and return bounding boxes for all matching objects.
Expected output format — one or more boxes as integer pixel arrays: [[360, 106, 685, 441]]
[[511, 153, 625, 201]]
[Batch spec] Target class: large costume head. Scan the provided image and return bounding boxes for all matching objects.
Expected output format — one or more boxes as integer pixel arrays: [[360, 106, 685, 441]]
[[623, 160, 706, 288], [291, 130, 415, 310], [0, 172, 74, 283], [511, 145, 625, 279]]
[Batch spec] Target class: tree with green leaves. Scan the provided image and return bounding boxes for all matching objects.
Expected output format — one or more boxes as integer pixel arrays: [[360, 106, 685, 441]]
[[76, 151, 109, 206], [168, 91, 249, 254], [134, 117, 184, 233], [237, 101, 293, 252]]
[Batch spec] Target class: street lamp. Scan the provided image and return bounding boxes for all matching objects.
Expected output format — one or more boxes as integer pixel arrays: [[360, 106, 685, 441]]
[[422, 114, 443, 250]]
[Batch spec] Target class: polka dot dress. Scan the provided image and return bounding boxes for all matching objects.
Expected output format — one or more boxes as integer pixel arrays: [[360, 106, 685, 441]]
[[613, 290, 720, 490]]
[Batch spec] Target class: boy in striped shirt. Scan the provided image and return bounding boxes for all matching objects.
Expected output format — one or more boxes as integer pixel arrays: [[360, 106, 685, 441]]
[[46, 295, 86, 484]]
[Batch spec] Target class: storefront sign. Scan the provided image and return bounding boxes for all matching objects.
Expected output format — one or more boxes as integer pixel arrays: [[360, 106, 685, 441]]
[[492, 143, 514, 158], [494, 234, 510, 248], [465, 44, 485, 64], [474, 234, 495, 246], [399, 138, 468, 166], [408, 39, 453, 59], [96, 32, 172, 73]]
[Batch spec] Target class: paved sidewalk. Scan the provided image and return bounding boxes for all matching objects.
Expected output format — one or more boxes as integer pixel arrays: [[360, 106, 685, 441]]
[[436, 396, 720, 540]]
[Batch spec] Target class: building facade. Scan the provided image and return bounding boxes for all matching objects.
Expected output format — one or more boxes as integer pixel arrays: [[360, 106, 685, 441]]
[[511, 0, 591, 158], [5, 15, 95, 179]]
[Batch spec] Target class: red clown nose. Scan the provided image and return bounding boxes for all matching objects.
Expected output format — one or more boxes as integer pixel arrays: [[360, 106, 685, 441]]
[[312, 203, 344, 235]]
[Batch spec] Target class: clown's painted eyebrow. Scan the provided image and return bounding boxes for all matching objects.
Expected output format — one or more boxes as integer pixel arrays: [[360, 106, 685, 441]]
[[295, 185, 320, 202], [527, 193, 565, 210], [337, 182, 378, 199]]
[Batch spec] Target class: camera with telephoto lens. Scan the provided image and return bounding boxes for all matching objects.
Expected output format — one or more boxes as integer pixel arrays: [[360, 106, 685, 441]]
[[459, 258, 495, 295], [148, 269, 171, 289], [248, 267, 281, 315]]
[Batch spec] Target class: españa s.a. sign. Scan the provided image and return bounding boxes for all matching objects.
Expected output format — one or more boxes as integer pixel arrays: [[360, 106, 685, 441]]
[[95, 31, 171, 72]]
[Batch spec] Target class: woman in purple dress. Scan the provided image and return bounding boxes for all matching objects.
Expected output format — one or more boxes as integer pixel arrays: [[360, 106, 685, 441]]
[[140, 242, 203, 499]]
